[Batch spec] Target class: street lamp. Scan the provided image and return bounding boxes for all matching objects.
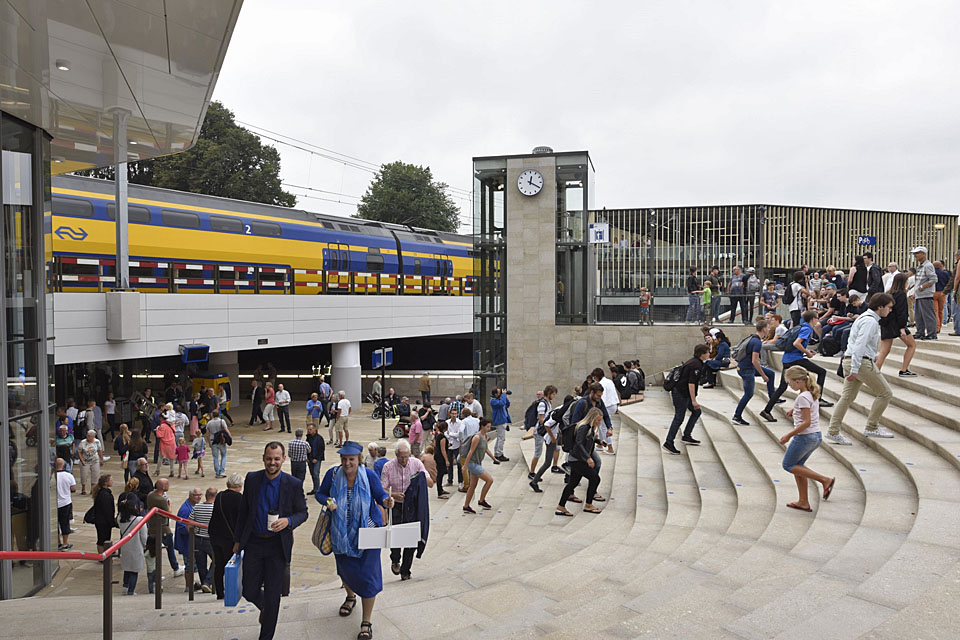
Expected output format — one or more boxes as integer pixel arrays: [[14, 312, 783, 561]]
[[757, 205, 767, 285]]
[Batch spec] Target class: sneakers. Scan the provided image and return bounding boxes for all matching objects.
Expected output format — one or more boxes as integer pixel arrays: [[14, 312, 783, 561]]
[[527, 472, 536, 480], [818, 398, 834, 407], [759, 410, 777, 423], [662, 442, 681, 455], [173, 567, 184, 577], [58, 544, 72, 551], [775, 398, 786, 404], [680, 436, 700, 446], [731, 416, 750, 426], [495, 455, 509, 462], [898, 370, 918, 377], [825, 432, 852, 446], [529, 481, 542, 493], [550, 466, 564, 474], [865, 426, 894, 438], [478, 500, 493, 510]]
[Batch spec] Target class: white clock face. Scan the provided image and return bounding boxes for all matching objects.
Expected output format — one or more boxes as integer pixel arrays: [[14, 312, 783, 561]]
[[517, 169, 544, 196]]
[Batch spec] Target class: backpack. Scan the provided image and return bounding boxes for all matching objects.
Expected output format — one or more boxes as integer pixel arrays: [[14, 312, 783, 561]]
[[559, 399, 586, 453], [615, 374, 632, 399], [523, 399, 546, 431], [626, 370, 641, 394], [730, 335, 754, 363], [776, 324, 804, 351], [782, 282, 797, 305], [819, 334, 841, 357], [662, 364, 683, 392], [745, 274, 761, 293]]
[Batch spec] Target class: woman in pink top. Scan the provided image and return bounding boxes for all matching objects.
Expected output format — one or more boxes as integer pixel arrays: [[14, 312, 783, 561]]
[[780, 366, 835, 512], [408, 409, 424, 458], [263, 382, 277, 432], [155, 417, 177, 477]]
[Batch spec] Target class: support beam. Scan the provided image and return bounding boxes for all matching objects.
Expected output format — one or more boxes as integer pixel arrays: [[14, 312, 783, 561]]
[[331, 341, 361, 411], [110, 108, 130, 290]]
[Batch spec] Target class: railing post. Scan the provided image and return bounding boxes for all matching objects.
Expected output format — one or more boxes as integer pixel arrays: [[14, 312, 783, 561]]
[[102, 553, 113, 640], [187, 528, 195, 601], [154, 524, 162, 610]]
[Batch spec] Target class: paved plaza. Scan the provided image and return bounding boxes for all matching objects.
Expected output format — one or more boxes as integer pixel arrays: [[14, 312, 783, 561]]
[[3, 337, 959, 638]]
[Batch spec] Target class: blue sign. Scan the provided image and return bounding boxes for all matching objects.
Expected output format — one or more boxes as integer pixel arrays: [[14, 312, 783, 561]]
[[372, 347, 393, 369], [857, 235, 876, 246]]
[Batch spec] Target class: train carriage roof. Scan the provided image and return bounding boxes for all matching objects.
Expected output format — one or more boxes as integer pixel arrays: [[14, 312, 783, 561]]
[[53, 174, 472, 244]]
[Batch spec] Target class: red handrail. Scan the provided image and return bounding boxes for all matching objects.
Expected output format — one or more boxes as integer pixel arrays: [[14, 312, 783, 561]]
[[0, 506, 207, 562]]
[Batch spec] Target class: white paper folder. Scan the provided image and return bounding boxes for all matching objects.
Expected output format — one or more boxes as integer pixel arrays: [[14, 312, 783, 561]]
[[358, 522, 420, 549]]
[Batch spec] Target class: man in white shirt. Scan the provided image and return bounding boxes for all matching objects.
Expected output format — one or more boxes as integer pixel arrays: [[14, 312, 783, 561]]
[[596, 367, 619, 454], [55, 457, 76, 550], [463, 392, 483, 419], [882, 262, 900, 292], [275, 383, 292, 434], [334, 391, 352, 447], [826, 293, 895, 445]]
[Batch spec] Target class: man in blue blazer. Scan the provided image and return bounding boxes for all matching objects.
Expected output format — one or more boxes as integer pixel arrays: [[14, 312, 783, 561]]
[[233, 442, 308, 640]]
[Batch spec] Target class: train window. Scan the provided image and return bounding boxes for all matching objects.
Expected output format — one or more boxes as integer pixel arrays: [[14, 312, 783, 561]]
[[339, 223, 363, 233], [210, 215, 244, 233], [161, 209, 201, 228], [366, 253, 384, 272], [106, 203, 152, 223], [250, 221, 282, 237], [414, 258, 421, 275], [330, 250, 339, 270], [52, 197, 94, 217]]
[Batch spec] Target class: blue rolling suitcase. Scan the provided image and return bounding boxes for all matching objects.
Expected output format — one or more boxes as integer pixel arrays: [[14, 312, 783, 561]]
[[224, 551, 243, 606]]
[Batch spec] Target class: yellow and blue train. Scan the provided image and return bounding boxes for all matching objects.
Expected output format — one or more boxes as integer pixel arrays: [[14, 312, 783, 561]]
[[50, 175, 475, 295]]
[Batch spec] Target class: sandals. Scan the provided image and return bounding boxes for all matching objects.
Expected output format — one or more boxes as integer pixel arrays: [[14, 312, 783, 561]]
[[583, 506, 602, 514], [555, 509, 574, 517], [786, 502, 813, 512], [823, 477, 836, 501], [593, 494, 606, 502], [358, 621, 373, 639], [339, 595, 357, 617], [567, 495, 583, 504]]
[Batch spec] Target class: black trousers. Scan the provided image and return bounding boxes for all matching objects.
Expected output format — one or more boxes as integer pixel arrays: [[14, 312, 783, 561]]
[[249, 402, 264, 425], [728, 294, 748, 323], [242, 536, 285, 640], [277, 406, 291, 432], [211, 538, 232, 599], [560, 460, 600, 506], [290, 460, 306, 485], [763, 358, 826, 412], [389, 503, 415, 576], [446, 448, 462, 484], [665, 387, 700, 446], [790, 309, 802, 327]]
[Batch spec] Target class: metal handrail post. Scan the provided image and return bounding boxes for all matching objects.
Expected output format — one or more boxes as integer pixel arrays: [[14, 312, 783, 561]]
[[187, 528, 195, 601], [102, 553, 113, 640], [154, 524, 162, 609]]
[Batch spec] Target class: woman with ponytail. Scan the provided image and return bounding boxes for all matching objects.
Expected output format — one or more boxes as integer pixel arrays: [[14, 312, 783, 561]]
[[779, 366, 835, 512]]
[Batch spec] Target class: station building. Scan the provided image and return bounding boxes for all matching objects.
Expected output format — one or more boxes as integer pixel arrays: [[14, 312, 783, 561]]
[[473, 148, 957, 401], [0, 0, 242, 598]]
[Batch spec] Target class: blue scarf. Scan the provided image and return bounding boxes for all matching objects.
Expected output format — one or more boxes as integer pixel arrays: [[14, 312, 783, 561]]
[[330, 466, 371, 558]]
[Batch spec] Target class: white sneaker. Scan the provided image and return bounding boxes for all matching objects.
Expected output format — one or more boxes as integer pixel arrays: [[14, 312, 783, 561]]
[[825, 432, 852, 446], [102, 456, 111, 461], [865, 426, 894, 438], [173, 567, 184, 577]]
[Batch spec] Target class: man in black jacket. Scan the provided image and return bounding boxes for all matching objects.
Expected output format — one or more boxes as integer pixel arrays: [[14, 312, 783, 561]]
[[305, 425, 325, 495], [249, 380, 265, 426], [233, 442, 308, 640], [133, 458, 154, 503], [863, 252, 885, 300]]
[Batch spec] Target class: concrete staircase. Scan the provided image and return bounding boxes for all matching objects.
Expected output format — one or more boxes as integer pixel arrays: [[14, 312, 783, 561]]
[[4, 339, 960, 638]]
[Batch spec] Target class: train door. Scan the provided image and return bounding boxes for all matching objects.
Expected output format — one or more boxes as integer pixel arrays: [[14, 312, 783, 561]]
[[328, 243, 351, 292]]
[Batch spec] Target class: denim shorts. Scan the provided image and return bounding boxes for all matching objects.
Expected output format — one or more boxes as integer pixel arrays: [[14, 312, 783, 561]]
[[782, 432, 822, 471], [533, 431, 544, 457], [467, 462, 484, 476]]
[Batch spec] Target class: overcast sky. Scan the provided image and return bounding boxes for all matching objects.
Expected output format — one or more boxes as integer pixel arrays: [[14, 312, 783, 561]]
[[213, 1, 960, 232]]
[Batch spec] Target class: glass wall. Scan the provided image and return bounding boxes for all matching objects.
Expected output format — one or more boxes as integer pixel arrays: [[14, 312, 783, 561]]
[[472, 159, 507, 401], [556, 155, 591, 324], [1, 112, 53, 598]]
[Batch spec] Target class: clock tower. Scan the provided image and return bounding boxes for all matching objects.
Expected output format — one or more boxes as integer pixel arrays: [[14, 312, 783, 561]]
[[472, 148, 594, 402]]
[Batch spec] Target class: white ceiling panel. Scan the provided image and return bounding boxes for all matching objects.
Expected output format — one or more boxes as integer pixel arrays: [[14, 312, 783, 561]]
[[0, 0, 243, 172]]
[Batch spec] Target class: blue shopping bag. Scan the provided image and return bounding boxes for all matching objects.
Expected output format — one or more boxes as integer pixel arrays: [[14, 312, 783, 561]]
[[224, 551, 243, 607]]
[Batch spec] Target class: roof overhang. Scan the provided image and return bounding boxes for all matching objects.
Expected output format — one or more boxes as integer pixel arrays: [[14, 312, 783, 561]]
[[0, 0, 243, 174]]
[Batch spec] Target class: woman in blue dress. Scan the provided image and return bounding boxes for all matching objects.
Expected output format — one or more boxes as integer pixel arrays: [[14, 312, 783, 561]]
[[316, 441, 394, 640]]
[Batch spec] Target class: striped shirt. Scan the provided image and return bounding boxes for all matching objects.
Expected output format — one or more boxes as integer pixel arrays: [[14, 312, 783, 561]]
[[288, 438, 310, 463], [189, 501, 215, 539]]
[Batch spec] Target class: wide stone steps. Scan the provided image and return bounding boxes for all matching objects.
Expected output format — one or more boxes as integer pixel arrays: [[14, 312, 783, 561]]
[[717, 365, 960, 635]]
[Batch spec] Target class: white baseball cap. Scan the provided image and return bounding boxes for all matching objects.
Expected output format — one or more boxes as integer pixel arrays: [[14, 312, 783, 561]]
[[911, 246, 927, 254]]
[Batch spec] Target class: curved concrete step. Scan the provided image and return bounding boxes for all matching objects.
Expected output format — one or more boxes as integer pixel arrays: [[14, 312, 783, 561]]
[[718, 368, 960, 624]]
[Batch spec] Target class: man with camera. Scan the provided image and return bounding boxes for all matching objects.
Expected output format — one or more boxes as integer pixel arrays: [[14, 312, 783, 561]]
[[489, 388, 512, 463]]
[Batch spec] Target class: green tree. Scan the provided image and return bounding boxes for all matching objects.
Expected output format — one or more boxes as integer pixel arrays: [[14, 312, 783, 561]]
[[75, 102, 296, 207], [355, 161, 460, 232]]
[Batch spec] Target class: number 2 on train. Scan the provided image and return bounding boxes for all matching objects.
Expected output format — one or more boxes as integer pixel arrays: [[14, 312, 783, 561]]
[[244, 224, 252, 235]]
